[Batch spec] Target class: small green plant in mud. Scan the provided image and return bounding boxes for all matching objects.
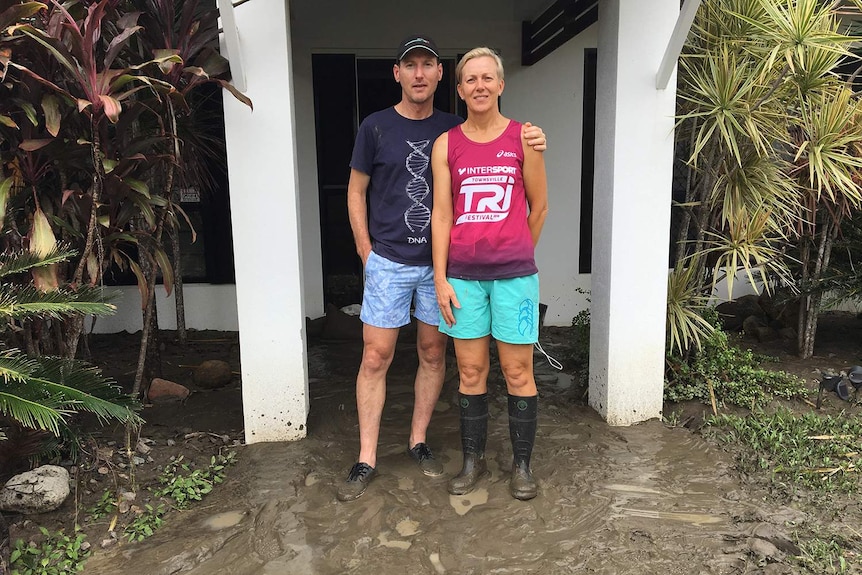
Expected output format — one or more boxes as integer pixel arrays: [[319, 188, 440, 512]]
[[794, 531, 851, 574], [662, 408, 684, 428], [10, 527, 91, 575], [153, 451, 237, 509], [86, 489, 118, 521], [704, 408, 862, 494], [665, 326, 807, 409], [123, 504, 166, 542]]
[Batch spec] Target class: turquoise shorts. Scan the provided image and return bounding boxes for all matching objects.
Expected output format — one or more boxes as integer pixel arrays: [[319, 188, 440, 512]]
[[439, 274, 539, 344], [360, 251, 439, 328]]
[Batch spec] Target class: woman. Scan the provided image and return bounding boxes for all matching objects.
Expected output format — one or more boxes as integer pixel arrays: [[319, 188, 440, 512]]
[[430, 47, 548, 500]]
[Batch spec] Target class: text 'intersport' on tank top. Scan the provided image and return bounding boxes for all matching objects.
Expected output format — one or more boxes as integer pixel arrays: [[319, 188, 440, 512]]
[[446, 119, 538, 280]]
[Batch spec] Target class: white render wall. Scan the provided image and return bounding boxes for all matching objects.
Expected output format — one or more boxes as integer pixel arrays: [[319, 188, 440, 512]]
[[589, 0, 678, 425], [505, 28, 597, 326], [220, 0, 309, 443], [91, 284, 238, 333]]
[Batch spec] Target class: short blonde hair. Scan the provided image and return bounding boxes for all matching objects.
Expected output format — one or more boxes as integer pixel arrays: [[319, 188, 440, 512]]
[[456, 47, 504, 83]]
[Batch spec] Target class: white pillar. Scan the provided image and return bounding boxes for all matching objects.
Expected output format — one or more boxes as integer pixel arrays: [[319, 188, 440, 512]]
[[221, 0, 309, 442], [589, 0, 678, 425]]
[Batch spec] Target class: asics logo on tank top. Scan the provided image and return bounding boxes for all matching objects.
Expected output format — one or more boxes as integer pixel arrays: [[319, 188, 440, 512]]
[[456, 168, 515, 225], [497, 150, 517, 158]]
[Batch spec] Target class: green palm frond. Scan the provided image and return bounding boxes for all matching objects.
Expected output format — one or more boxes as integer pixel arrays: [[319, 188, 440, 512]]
[[0, 352, 142, 436], [0, 387, 67, 435], [702, 208, 797, 299], [0, 247, 78, 279], [713, 153, 799, 231], [667, 260, 716, 355], [0, 285, 118, 319], [795, 88, 862, 206], [0, 349, 40, 382], [29, 357, 142, 426]]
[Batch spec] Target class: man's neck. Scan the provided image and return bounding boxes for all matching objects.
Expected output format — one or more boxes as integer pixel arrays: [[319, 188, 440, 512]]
[[394, 100, 434, 120]]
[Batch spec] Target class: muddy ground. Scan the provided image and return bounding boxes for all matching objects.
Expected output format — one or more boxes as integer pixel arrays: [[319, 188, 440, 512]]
[[6, 311, 862, 574]]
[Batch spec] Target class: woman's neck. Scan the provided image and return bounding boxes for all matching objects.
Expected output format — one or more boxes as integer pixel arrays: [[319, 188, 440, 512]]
[[460, 111, 508, 142]]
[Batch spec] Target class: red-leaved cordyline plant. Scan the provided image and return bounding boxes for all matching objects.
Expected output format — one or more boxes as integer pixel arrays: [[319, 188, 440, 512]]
[[1, 0, 251, 387], [125, 0, 251, 391]]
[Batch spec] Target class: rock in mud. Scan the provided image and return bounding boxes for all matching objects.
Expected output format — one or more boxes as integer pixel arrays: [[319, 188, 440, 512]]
[[747, 537, 781, 560], [148, 378, 190, 402], [194, 360, 234, 389], [0, 465, 70, 513], [753, 524, 800, 555]]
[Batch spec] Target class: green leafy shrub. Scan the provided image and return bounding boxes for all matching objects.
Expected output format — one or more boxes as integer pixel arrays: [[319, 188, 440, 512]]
[[10, 527, 90, 575], [153, 452, 236, 509], [665, 325, 807, 409]]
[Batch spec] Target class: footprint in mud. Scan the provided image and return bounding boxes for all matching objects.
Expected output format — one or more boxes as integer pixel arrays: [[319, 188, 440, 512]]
[[376, 530, 411, 549], [395, 518, 420, 536], [448, 488, 489, 516], [397, 476, 415, 491]]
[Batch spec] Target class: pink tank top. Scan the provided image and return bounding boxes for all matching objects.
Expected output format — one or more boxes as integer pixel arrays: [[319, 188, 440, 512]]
[[446, 120, 538, 280]]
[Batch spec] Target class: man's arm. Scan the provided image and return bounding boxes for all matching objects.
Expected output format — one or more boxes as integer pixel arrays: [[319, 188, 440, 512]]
[[522, 121, 547, 152], [522, 134, 549, 246], [347, 168, 373, 265]]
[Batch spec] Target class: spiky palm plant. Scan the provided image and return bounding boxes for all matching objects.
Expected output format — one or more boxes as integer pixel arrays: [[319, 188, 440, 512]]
[[667, 256, 715, 356], [671, 0, 862, 357]]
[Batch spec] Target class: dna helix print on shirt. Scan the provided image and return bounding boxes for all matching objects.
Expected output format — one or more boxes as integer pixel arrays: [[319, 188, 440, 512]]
[[404, 139, 431, 233]]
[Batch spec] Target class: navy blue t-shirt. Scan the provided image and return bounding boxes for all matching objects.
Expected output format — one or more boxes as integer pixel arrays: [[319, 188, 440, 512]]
[[350, 107, 463, 266]]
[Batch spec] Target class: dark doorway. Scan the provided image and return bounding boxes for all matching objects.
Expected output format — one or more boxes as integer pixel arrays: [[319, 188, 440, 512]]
[[312, 55, 458, 308]]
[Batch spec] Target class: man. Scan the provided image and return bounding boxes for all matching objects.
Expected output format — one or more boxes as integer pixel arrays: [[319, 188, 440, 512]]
[[338, 35, 546, 502]]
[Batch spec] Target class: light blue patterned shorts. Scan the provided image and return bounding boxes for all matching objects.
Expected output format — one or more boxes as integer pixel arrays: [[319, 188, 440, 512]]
[[359, 251, 439, 328], [439, 275, 539, 344]]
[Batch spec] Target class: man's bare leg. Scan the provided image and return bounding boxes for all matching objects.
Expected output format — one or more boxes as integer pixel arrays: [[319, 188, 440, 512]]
[[356, 324, 399, 468], [408, 321, 448, 449]]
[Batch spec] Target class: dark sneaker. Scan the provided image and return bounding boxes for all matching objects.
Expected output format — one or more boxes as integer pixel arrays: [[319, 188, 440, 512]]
[[407, 442, 444, 477], [336, 462, 377, 502]]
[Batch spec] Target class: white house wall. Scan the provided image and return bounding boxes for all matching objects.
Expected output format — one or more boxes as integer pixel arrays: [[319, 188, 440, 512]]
[[290, 0, 593, 326], [504, 28, 597, 326], [92, 284, 239, 333]]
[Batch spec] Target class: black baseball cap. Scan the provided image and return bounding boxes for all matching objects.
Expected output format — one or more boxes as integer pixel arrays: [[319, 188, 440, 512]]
[[396, 35, 440, 61]]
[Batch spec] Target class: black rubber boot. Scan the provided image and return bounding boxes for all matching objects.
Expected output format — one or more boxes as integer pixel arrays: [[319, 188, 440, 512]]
[[508, 394, 538, 500], [448, 393, 489, 495]]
